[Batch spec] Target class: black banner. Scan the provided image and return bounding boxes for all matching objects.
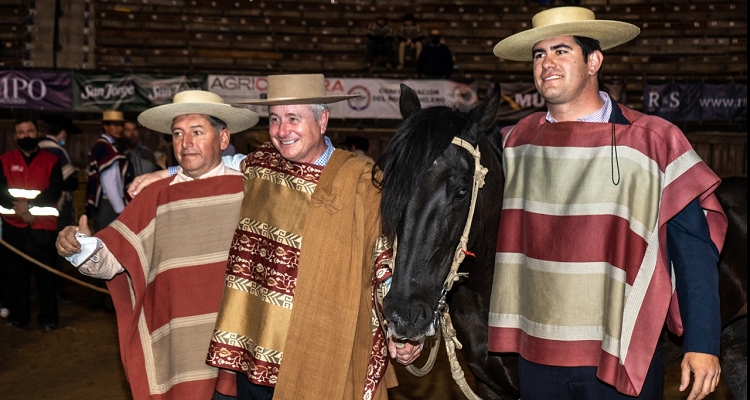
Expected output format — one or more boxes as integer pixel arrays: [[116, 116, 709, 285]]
[[643, 81, 747, 121]]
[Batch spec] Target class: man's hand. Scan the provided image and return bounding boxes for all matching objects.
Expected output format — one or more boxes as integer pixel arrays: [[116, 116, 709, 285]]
[[12, 199, 34, 225], [388, 338, 422, 365], [128, 169, 170, 197], [56, 215, 92, 257], [680, 352, 721, 400]]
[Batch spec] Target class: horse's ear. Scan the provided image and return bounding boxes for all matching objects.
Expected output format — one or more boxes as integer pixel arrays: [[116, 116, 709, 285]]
[[468, 83, 501, 138], [399, 84, 422, 119]]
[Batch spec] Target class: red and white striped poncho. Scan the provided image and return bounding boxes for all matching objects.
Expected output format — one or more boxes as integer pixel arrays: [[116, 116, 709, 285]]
[[488, 106, 727, 396]]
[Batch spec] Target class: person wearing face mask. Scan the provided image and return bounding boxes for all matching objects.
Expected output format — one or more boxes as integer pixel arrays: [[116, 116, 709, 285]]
[[39, 115, 81, 235], [38, 114, 81, 302], [0, 117, 63, 331]]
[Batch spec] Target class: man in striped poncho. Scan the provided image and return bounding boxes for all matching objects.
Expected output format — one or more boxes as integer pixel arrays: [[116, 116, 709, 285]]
[[56, 90, 259, 400], [489, 7, 727, 400]]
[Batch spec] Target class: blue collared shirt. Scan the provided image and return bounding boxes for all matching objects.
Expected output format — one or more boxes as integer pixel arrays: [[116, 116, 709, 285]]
[[313, 136, 335, 167]]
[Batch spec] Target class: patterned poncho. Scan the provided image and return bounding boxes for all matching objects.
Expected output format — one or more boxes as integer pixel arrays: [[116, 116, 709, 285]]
[[99, 174, 243, 400], [86, 135, 128, 209], [206, 144, 396, 400], [488, 107, 727, 396]]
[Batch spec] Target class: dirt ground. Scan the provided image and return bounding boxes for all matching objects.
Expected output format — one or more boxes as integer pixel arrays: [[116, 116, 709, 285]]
[[0, 274, 736, 400]]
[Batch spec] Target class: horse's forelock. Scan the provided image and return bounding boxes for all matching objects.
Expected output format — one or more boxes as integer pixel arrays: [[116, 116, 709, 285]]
[[377, 106, 470, 241]]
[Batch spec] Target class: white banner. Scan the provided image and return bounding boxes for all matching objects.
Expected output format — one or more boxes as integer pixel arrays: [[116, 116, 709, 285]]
[[208, 75, 478, 119]]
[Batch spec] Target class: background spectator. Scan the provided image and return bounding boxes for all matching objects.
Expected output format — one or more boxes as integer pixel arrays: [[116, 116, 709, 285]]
[[86, 110, 129, 232], [122, 121, 159, 176], [417, 29, 454, 79], [366, 16, 395, 68], [0, 117, 62, 331], [396, 14, 424, 70], [38, 114, 81, 303], [343, 135, 375, 164], [123, 120, 159, 176]]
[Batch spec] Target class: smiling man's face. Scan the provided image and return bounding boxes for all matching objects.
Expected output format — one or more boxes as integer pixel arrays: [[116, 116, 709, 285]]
[[268, 104, 328, 164], [532, 35, 600, 107]]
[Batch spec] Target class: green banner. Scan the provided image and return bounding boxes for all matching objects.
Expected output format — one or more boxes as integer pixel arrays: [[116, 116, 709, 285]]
[[72, 73, 207, 112]]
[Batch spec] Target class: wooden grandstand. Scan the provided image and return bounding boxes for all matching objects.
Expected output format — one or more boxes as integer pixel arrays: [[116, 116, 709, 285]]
[[86, 0, 748, 113], [0, 0, 31, 68]]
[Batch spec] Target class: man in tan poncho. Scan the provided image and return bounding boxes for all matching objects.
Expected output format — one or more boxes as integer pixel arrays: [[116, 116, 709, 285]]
[[206, 74, 422, 400]]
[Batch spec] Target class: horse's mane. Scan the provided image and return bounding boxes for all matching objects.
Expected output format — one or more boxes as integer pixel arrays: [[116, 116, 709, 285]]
[[374, 105, 473, 242]]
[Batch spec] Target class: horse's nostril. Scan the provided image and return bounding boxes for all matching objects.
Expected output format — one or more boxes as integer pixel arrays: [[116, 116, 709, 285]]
[[407, 304, 432, 325]]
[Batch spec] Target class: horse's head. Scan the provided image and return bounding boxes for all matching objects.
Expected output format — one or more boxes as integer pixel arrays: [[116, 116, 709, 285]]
[[377, 83, 503, 340]]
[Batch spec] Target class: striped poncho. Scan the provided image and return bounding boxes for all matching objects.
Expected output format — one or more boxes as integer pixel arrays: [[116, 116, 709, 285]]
[[98, 174, 243, 400], [488, 106, 727, 396]]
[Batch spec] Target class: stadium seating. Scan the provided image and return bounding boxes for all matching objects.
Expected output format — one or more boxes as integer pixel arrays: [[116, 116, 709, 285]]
[[89, 0, 746, 112], [0, 0, 31, 68]]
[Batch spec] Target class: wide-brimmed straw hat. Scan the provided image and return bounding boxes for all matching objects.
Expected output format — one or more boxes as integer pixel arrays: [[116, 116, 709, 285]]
[[102, 110, 124, 122], [137, 90, 259, 134], [493, 7, 640, 61], [235, 74, 360, 106]]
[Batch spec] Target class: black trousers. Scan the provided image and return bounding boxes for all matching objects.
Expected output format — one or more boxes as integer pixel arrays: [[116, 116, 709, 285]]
[[236, 374, 274, 400], [518, 345, 664, 400], [89, 198, 119, 232], [2, 223, 59, 328]]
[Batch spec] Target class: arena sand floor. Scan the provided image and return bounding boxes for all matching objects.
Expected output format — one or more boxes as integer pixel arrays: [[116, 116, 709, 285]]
[[0, 277, 734, 400]]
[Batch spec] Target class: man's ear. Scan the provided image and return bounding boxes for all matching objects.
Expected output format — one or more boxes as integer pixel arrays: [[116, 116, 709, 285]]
[[588, 50, 603, 76], [219, 129, 231, 151], [319, 110, 330, 135]]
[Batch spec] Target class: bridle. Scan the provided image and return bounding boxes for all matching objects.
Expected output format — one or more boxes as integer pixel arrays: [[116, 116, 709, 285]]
[[390, 136, 488, 400]]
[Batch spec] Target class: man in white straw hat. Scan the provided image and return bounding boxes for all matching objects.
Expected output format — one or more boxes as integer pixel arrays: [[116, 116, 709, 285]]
[[200, 73, 418, 400], [57, 90, 259, 400], [489, 6, 726, 400]]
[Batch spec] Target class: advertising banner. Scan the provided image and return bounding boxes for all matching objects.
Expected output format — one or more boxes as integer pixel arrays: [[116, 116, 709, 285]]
[[73, 72, 206, 112], [0, 70, 71, 111], [133, 74, 207, 106], [208, 75, 478, 119], [494, 82, 545, 121], [643, 81, 747, 121]]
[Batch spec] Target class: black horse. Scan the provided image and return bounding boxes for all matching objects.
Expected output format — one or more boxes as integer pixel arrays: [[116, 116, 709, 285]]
[[377, 83, 519, 399], [715, 176, 747, 400]]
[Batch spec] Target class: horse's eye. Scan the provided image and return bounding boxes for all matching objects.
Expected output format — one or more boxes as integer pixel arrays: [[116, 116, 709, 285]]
[[457, 188, 469, 197]]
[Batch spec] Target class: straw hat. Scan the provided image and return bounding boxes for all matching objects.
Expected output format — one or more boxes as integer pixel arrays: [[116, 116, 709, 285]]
[[235, 74, 360, 106], [137, 90, 259, 134], [102, 110, 124, 122], [493, 7, 640, 61]]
